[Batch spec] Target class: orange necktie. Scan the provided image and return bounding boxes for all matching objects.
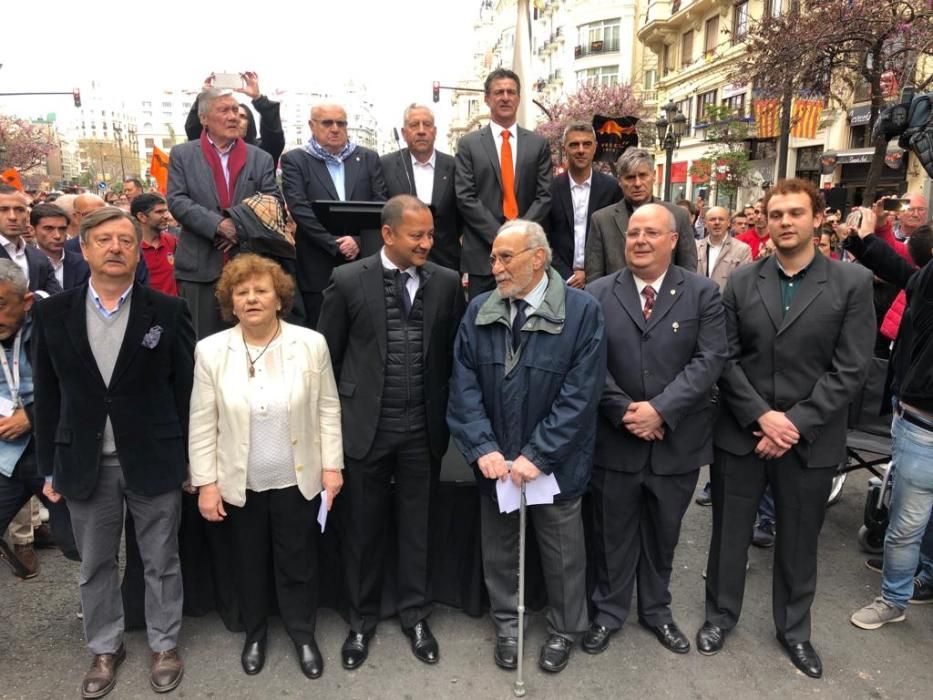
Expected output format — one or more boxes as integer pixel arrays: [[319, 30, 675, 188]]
[[501, 130, 518, 220]]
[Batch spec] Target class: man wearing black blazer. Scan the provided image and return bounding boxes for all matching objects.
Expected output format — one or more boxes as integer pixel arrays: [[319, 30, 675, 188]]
[[0, 185, 61, 297], [585, 203, 728, 656], [697, 179, 874, 679], [281, 103, 388, 328], [382, 104, 460, 271], [317, 196, 463, 672], [455, 68, 551, 298], [545, 122, 622, 285], [33, 207, 195, 697], [167, 87, 278, 339]]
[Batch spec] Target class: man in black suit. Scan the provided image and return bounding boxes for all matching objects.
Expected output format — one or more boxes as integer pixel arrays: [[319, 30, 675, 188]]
[[546, 122, 621, 287], [696, 179, 875, 678], [455, 68, 551, 298], [585, 148, 698, 281], [0, 185, 61, 296], [167, 87, 278, 339], [33, 207, 195, 698], [585, 203, 727, 656], [318, 195, 463, 671], [382, 104, 460, 271], [281, 103, 388, 328]]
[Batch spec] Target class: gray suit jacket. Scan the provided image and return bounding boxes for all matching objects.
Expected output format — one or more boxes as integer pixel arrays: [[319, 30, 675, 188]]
[[587, 265, 728, 475], [381, 148, 460, 271], [166, 140, 278, 283], [715, 253, 875, 467], [696, 235, 753, 293], [585, 198, 699, 282], [454, 124, 551, 275]]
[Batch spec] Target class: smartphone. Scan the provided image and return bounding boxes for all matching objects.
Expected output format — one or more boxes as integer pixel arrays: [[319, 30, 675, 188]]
[[213, 72, 243, 90], [845, 210, 863, 230], [883, 198, 904, 212]]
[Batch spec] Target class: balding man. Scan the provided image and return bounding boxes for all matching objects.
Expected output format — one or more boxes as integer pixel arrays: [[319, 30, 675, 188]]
[[584, 204, 727, 656], [282, 103, 387, 328], [53, 194, 78, 238], [696, 207, 752, 293], [167, 86, 278, 338]]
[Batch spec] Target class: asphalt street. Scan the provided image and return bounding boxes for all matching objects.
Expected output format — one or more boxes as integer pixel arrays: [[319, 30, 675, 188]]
[[2, 467, 931, 700]]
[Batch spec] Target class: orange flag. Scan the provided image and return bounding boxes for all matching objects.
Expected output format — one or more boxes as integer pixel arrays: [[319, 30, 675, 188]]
[[150, 147, 169, 195], [753, 98, 780, 140], [1, 168, 24, 191], [791, 98, 823, 140]]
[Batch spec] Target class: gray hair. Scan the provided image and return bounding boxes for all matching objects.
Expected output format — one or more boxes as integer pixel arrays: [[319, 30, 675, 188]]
[[402, 103, 435, 125], [496, 219, 553, 268], [198, 87, 235, 117], [562, 121, 596, 142], [79, 206, 143, 245], [616, 148, 655, 176], [0, 259, 29, 297]]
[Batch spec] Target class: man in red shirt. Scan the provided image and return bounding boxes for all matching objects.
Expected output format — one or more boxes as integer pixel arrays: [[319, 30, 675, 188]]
[[736, 198, 771, 259], [131, 193, 177, 296]]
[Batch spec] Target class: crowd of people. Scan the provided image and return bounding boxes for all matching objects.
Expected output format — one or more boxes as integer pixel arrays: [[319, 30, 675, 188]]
[[1, 66, 931, 699]]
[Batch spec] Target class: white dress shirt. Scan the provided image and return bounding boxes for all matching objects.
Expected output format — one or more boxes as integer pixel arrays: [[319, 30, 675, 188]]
[[569, 171, 593, 270], [489, 121, 518, 172], [411, 150, 436, 205], [0, 234, 29, 280], [380, 247, 420, 305], [206, 134, 235, 188], [633, 270, 668, 312], [705, 239, 724, 277]]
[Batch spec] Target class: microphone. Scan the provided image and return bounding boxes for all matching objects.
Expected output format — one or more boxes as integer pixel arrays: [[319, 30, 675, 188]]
[[393, 127, 415, 196]]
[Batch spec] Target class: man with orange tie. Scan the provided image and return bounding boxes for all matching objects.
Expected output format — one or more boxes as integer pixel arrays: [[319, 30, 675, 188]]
[[455, 69, 552, 299]]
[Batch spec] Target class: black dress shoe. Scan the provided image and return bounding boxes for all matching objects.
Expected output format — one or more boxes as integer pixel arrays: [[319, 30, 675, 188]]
[[696, 622, 727, 656], [241, 637, 266, 675], [404, 620, 439, 664], [538, 635, 573, 673], [645, 621, 690, 654], [779, 638, 822, 679], [295, 641, 323, 679], [341, 630, 373, 671], [581, 623, 615, 654], [494, 636, 518, 670]]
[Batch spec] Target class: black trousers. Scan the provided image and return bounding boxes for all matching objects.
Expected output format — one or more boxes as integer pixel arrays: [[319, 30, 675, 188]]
[[226, 485, 321, 645], [467, 274, 496, 301], [302, 291, 323, 330], [343, 428, 435, 633], [705, 448, 835, 644], [0, 466, 78, 560], [590, 466, 698, 629]]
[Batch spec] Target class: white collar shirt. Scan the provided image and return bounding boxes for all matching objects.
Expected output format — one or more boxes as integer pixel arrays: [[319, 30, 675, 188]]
[[633, 269, 668, 312], [569, 171, 593, 270], [489, 121, 518, 172], [410, 150, 436, 205]]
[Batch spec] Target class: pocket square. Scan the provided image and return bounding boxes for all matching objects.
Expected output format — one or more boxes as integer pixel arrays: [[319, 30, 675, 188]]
[[141, 325, 163, 349]]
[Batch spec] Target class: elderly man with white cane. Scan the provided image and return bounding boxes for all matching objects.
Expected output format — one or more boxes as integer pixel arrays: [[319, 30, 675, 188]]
[[447, 219, 606, 678]]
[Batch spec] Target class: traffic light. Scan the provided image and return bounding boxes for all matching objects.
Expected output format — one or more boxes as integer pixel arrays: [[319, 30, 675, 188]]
[[72, 88, 81, 108], [432, 81, 440, 103]]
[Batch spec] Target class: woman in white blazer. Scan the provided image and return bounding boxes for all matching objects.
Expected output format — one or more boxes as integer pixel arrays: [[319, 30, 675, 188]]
[[188, 254, 342, 680]]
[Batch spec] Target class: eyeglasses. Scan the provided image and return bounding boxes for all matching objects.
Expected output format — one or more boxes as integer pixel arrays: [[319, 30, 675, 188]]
[[489, 247, 535, 266], [905, 207, 928, 213], [628, 229, 669, 240], [313, 119, 348, 129]]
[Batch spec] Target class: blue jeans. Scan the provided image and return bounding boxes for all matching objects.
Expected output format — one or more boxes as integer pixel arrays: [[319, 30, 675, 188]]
[[757, 486, 775, 527], [881, 413, 933, 608], [918, 516, 933, 586]]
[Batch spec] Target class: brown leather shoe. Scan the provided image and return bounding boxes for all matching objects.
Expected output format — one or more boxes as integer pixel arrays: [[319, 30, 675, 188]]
[[13, 544, 39, 579], [150, 648, 184, 693], [81, 645, 126, 699]]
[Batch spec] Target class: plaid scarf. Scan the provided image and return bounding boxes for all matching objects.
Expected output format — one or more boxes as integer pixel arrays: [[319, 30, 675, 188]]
[[303, 136, 357, 165]]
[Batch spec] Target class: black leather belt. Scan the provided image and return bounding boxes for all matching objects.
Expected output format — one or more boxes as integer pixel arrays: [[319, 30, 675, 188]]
[[895, 402, 933, 432]]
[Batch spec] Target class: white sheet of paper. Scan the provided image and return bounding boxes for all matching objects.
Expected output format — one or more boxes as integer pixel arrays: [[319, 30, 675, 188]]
[[495, 478, 522, 514], [525, 473, 561, 506], [317, 490, 328, 532], [0, 395, 15, 418]]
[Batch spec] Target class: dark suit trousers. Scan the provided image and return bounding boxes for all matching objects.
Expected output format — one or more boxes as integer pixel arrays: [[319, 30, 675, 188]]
[[705, 448, 835, 644], [480, 494, 588, 640], [302, 291, 323, 330], [178, 280, 228, 340], [467, 274, 496, 301], [226, 486, 321, 645], [590, 466, 698, 629], [343, 427, 434, 633]]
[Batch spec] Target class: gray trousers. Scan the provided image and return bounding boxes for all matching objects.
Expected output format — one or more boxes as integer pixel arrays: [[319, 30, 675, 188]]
[[178, 279, 227, 340], [68, 464, 182, 654], [480, 494, 588, 640]]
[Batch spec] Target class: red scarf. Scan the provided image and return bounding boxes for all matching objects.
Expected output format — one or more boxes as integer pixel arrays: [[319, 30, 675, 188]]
[[199, 131, 247, 209]]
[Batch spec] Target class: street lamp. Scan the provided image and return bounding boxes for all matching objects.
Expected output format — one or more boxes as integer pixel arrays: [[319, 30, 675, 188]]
[[655, 99, 688, 201], [112, 122, 126, 181]]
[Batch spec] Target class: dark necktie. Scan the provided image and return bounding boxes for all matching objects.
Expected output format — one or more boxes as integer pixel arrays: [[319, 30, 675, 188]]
[[396, 269, 412, 317], [642, 285, 656, 321], [511, 299, 527, 352]]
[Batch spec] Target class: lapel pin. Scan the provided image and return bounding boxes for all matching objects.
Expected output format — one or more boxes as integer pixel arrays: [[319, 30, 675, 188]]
[[672, 321, 680, 333], [670, 289, 676, 295]]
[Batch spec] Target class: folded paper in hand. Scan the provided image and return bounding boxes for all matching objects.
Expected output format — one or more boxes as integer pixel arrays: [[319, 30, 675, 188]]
[[495, 473, 561, 514]]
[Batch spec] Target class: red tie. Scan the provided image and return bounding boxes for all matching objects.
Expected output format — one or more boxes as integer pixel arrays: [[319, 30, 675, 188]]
[[642, 285, 656, 320], [501, 130, 518, 220]]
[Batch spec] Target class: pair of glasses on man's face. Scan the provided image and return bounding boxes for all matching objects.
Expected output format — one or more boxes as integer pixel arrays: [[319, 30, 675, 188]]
[[313, 119, 348, 129]]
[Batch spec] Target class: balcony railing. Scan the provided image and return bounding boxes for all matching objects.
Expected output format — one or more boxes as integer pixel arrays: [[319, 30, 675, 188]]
[[574, 39, 620, 58]]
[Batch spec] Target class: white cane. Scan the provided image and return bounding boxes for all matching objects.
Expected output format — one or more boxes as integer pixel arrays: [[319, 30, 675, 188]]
[[513, 479, 527, 697]]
